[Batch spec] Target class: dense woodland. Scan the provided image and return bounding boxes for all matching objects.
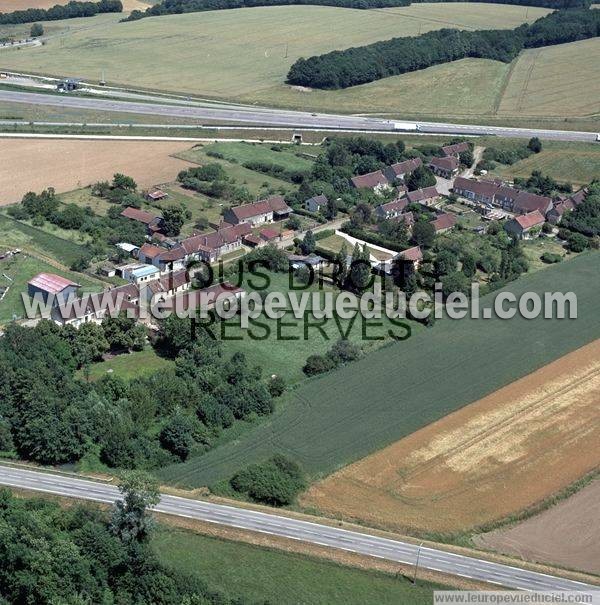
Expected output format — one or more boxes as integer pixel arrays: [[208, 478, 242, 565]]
[[0, 0, 122, 25], [287, 8, 600, 89], [125, 0, 589, 20]]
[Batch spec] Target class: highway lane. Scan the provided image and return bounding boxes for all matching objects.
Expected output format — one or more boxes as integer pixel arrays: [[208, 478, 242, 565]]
[[0, 465, 598, 593], [0, 90, 599, 142]]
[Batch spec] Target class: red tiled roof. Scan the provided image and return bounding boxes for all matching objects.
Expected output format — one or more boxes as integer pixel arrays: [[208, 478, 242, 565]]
[[551, 200, 575, 217], [147, 270, 189, 295], [441, 142, 469, 156], [397, 245, 422, 262], [453, 177, 498, 199], [120, 207, 161, 224], [28, 272, 79, 294], [514, 210, 545, 230], [229, 195, 291, 221], [431, 213, 457, 232], [430, 156, 459, 171], [158, 282, 245, 313], [406, 186, 439, 203], [140, 243, 165, 259], [378, 197, 408, 215], [351, 170, 389, 189], [387, 157, 422, 177], [260, 228, 280, 241]]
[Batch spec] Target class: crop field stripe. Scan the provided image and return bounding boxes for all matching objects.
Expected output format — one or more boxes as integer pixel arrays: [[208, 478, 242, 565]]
[[158, 252, 600, 487]]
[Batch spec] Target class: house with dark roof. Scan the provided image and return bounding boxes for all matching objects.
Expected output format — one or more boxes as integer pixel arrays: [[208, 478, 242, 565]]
[[389, 245, 423, 280], [375, 197, 409, 220], [305, 194, 328, 214], [429, 156, 459, 179], [144, 270, 191, 303], [431, 213, 457, 234], [406, 186, 440, 207], [546, 199, 575, 225], [453, 177, 498, 205], [441, 142, 470, 158], [145, 188, 168, 202], [224, 195, 291, 226], [120, 207, 163, 235], [350, 170, 390, 193], [504, 211, 545, 239], [383, 158, 422, 183]]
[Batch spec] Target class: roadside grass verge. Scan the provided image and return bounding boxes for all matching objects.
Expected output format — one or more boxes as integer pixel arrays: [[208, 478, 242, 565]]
[[152, 525, 443, 605]]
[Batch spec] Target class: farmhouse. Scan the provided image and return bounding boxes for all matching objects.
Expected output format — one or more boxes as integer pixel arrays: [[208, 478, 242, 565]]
[[453, 177, 497, 205], [431, 213, 457, 234], [120, 207, 163, 235], [119, 263, 161, 284], [547, 199, 575, 224], [375, 197, 409, 220], [260, 228, 280, 242], [224, 195, 292, 226], [27, 273, 79, 308], [305, 194, 328, 213], [406, 186, 440, 207], [504, 211, 545, 239], [429, 156, 459, 179], [441, 142, 470, 157], [384, 158, 422, 183], [395, 245, 423, 278], [350, 170, 390, 193], [145, 269, 191, 302], [157, 282, 246, 315]]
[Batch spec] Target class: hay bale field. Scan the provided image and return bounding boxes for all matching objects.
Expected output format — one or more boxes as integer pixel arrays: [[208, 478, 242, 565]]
[[301, 340, 600, 534], [157, 252, 600, 488], [0, 3, 548, 104], [0, 138, 194, 203]]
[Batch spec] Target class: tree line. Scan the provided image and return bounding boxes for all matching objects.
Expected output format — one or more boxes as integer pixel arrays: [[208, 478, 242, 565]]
[[286, 8, 600, 89], [124, 0, 589, 21], [0, 0, 122, 25]]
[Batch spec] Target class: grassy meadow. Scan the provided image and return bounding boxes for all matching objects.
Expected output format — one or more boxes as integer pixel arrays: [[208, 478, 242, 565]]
[[153, 526, 444, 605], [158, 252, 600, 488], [84, 347, 174, 380], [0, 3, 550, 118]]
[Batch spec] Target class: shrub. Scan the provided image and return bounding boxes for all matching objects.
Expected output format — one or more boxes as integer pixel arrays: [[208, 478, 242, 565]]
[[541, 252, 562, 264], [567, 232, 589, 252], [303, 354, 335, 376], [230, 454, 306, 506], [268, 376, 286, 398]]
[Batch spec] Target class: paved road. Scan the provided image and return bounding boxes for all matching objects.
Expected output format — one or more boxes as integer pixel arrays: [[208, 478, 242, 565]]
[[0, 466, 598, 593], [0, 90, 598, 142]]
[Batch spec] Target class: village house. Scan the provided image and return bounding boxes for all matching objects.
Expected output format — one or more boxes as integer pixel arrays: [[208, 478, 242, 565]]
[[383, 158, 422, 183], [429, 156, 459, 179], [431, 213, 457, 234], [157, 282, 246, 316], [504, 211, 545, 239], [259, 228, 280, 243], [144, 269, 191, 303], [120, 207, 164, 236], [375, 197, 409, 220], [288, 254, 327, 272], [118, 263, 161, 285], [350, 170, 391, 194], [453, 177, 498, 206], [406, 186, 440, 207], [224, 195, 292, 226], [395, 245, 423, 278], [305, 194, 328, 213], [441, 142, 470, 158], [546, 199, 575, 224]]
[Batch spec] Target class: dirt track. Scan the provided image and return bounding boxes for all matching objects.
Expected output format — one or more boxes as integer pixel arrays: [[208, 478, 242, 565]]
[[475, 479, 600, 575], [0, 138, 194, 203], [301, 340, 600, 535]]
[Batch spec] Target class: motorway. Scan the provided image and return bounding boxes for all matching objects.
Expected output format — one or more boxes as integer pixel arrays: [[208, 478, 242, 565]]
[[0, 89, 599, 142], [0, 465, 598, 593]]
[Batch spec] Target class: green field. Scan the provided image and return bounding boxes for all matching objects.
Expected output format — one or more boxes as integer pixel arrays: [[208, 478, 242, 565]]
[[158, 252, 600, 487], [0, 253, 100, 324], [175, 144, 293, 196], [0, 3, 551, 120], [0, 212, 90, 267], [219, 272, 417, 384], [203, 141, 316, 172], [487, 139, 600, 187], [153, 526, 444, 605], [84, 347, 174, 380]]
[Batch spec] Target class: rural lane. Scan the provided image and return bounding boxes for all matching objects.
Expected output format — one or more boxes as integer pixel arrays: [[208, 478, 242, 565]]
[[0, 465, 598, 593], [0, 90, 598, 142]]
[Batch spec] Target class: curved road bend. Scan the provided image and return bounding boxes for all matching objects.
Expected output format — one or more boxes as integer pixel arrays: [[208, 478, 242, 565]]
[[0, 90, 598, 142], [0, 466, 598, 593]]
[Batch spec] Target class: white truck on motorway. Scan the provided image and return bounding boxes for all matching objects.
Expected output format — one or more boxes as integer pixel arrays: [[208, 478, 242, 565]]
[[392, 121, 419, 132]]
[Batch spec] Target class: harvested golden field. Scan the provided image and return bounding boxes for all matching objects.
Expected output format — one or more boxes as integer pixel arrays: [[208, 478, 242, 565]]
[[476, 479, 600, 575], [0, 138, 194, 204], [301, 340, 600, 535]]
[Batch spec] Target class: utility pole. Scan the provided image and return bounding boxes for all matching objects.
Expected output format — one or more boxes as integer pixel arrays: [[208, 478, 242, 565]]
[[412, 542, 424, 585], [284, 43, 289, 59]]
